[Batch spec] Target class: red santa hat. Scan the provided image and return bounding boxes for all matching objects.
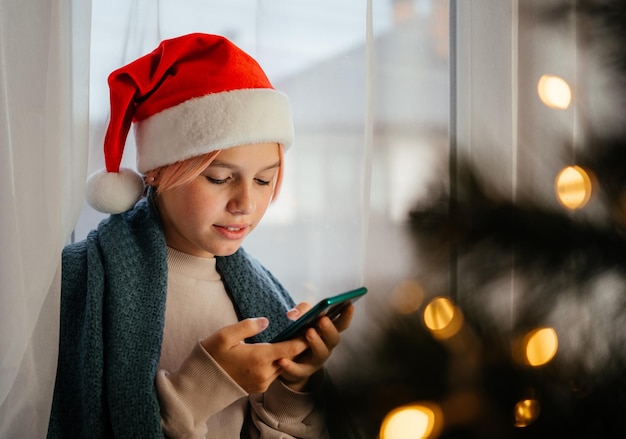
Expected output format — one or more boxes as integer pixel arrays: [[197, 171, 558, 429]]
[[86, 33, 294, 214]]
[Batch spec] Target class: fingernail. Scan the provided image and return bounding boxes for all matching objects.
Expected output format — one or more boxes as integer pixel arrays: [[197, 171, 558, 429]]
[[256, 317, 269, 330], [286, 308, 301, 320]]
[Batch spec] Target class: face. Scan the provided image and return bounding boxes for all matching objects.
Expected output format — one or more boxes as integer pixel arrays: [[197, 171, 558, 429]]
[[156, 142, 280, 258]]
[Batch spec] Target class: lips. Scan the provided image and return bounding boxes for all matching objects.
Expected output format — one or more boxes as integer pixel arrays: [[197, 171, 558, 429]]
[[214, 224, 249, 240]]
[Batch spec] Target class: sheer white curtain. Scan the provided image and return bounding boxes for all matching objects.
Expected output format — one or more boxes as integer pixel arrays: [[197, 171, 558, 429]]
[[0, 0, 91, 437]]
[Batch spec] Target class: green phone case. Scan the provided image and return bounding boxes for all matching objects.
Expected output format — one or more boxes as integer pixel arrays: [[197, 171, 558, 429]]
[[271, 286, 367, 343]]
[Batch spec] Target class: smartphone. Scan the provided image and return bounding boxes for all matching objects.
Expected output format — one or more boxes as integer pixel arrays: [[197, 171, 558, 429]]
[[271, 286, 367, 343]]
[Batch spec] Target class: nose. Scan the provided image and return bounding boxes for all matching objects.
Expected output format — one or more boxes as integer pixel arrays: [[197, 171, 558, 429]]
[[227, 182, 255, 215]]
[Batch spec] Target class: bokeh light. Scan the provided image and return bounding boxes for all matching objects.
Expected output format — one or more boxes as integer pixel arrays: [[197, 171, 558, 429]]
[[380, 403, 443, 439], [555, 165, 592, 210], [524, 327, 558, 367], [423, 297, 464, 339], [537, 74, 572, 109], [514, 398, 540, 427], [392, 279, 425, 314]]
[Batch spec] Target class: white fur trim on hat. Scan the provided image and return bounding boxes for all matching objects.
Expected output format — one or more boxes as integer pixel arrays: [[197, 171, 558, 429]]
[[85, 168, 145, 214], [134, 88, 293, 173]]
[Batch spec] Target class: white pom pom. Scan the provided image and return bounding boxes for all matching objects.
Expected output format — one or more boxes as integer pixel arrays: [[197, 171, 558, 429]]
[[85, 168, 145, 214]]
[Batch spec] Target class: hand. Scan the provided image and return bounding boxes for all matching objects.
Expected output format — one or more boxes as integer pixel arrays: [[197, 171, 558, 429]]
[[201, 318, 309, 394], [278, 302, 355, 392]]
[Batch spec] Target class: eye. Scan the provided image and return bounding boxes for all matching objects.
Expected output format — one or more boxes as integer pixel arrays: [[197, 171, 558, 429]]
[[255, 178, 271, 186], [206, 176, 229, 185]]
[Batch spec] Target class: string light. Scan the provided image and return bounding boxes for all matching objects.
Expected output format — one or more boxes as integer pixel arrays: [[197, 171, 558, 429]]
[[537, 74, 572, 110], [380, 403, 443, 439], [423, 297, 463, 339], [523, 327, 558, 367], [514, 398, 540, 427], [555, 165, 592, 210]]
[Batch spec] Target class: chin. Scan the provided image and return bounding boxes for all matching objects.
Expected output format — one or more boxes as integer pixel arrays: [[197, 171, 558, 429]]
[[212, 244, 242, 257]]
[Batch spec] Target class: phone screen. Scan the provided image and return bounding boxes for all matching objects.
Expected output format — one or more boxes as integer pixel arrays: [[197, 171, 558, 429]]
[[271, 287, 367, 343]]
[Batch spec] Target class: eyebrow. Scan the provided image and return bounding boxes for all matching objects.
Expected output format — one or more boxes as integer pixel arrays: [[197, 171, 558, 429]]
[[209, 160, 281, 172]]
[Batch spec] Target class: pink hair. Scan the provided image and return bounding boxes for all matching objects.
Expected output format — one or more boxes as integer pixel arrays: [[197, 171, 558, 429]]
[[146, 144, 284, 202]]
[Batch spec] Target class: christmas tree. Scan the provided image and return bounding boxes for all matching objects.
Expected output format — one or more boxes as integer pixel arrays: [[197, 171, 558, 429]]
[[332, 2, 626, 438]]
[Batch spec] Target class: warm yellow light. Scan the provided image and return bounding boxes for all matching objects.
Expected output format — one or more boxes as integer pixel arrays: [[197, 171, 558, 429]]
[[392, 280, 425, 315], [555, 165, 592, 210], [537, 74, 572, 109], [380, 403, 442, 439], [524, 327, 558, 367], [423, 297, 463, 339], [514, 399, 540, 427]]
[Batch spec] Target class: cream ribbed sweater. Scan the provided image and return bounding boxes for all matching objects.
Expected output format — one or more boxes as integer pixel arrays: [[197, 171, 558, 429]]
[[156, 247, 327, 438]]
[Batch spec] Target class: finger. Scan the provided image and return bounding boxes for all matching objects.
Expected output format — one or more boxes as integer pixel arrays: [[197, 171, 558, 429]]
[[278, 328, 334, 391], [308, 322, 336, 357], [330, 303, 355, 333], [272, 336, 309, 359], [278, 356, 314, 378], [316, 316, 341, 347], [203, 318, 268, 351], [277, 360, 314, 392], [232, 318, 270, 343], [286, 301, 312, 321], [279, 330, 329, 377]]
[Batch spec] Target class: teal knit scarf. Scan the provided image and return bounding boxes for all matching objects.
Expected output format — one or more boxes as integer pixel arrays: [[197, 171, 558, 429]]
[[48, 196, 296, 438]]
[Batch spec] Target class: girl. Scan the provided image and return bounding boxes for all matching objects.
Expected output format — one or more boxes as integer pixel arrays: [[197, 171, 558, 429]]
[[48, 33, 354, 438]]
